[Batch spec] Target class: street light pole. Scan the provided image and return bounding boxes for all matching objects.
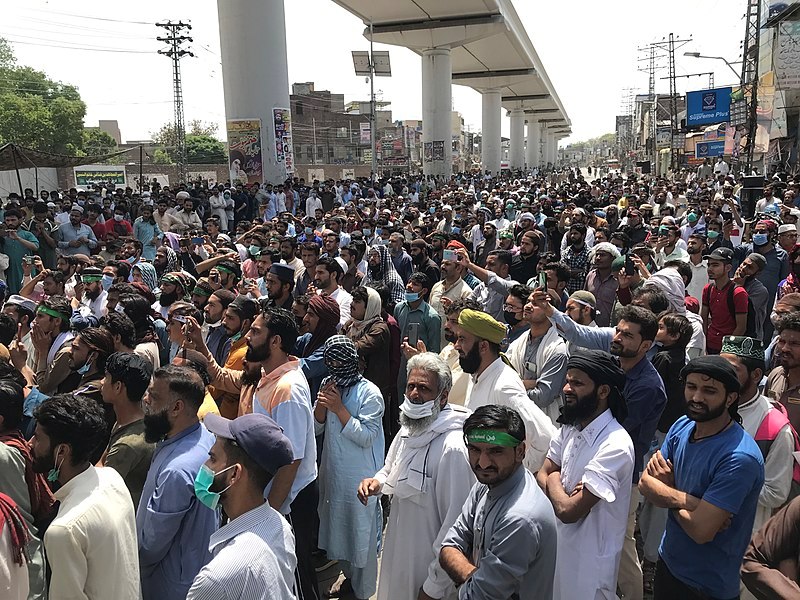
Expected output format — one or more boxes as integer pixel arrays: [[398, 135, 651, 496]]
[[369, 22, 376, 183], [683, 52, 742, 82]]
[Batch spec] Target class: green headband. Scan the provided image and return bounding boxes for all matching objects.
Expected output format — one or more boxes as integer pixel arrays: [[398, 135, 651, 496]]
[[161, 275, 181, 286], [466, 429, 522, 447], [81, 275, 102, 283], [192, 286, 212, 297], [216, 265, 236, 277], [37, 305, 69, 321]]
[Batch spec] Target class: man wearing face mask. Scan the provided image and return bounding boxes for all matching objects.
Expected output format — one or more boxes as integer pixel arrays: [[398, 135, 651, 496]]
[[31, 394, 140, 600], [137, 365, 219, 600], [358, 352, 475, 600], [185, 413, 296, 599]]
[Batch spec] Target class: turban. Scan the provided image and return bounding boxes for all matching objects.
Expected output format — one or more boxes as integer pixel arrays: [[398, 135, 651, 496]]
[[458, 309, 507, 344], [565, 350, 627, 423], [589, 242, 621, 261], [446, 240, 466, 251], [681, 356, 741, 394]]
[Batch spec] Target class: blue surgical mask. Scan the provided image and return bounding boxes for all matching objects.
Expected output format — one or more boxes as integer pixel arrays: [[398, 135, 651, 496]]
[[248, 245, 262, 257], [452, 226, 461, 235], [305, 227, 313, 235], [405, 292, 421, 303], [429, 207, 436, 214], [47, 446, 64, 483], [76, 353, 95, 376], [362, 228, 371, 236], [753, 233, 769, 246], [101, 274, 114, 291], [193, 463, 236, 510], [707, 230, 720, 240], [126, 256, 137, 264], [375, 227, 383, 235]]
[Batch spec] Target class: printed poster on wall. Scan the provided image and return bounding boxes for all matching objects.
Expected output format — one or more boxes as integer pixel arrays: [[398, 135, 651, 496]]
[[776, 21, 800, 89], [226, 119, 263, 185], [360, 122, 371, 145], [273, 108, 295, 176], [432, 141, 445, 161]]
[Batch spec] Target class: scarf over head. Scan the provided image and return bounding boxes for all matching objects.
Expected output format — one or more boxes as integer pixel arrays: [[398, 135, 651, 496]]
[[322, 335, 361, 387], [304, 294, 340, 357], [346, 286, 382, 340]]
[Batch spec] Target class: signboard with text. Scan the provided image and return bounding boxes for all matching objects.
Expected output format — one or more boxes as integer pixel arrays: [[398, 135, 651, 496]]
[[227, 119, 263, 185], [686, 87, 732, 126], [695, 140, 725, 158], [74, 166, 126, 187]]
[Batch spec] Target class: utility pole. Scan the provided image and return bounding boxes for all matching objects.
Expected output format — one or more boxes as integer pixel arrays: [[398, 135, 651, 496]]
[[740, 0, 761, 173], [156, 21, 194, 184]]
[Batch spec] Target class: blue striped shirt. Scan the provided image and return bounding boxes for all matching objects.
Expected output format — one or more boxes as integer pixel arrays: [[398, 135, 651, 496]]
[[186, 501, 297, 600]]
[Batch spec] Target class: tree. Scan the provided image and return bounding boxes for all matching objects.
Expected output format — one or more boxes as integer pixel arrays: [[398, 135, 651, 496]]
[[0, 40, 86, 154], [151, 120, 225, 164], [81, 129, 118, 157]]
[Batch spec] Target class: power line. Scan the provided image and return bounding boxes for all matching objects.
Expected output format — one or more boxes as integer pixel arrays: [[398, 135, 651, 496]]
[[15, 6, 155, 26], [5, 38, 155, 54]]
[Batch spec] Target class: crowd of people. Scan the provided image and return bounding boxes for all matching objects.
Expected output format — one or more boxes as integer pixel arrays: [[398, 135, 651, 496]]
[[1, 162, 800, 599]]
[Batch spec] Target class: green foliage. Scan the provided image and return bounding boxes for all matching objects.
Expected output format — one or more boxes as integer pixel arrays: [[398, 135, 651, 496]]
[[151, 120, 225, 164], [80, 129, 118, 162], [566, 132, 615, 151], [0, 41, 87, 154]]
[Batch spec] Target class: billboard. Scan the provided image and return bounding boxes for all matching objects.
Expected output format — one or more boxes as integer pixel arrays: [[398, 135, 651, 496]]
[[686, 87, 732, 126], [695, 141, 726, 158], [74, 166, 126, 187], [273, 108, 295, 175], [227, 119, 263, 185]]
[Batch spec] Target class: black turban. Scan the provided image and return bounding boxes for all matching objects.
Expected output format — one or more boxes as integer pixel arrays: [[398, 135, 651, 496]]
[[566, 349, 628, 423], [680, 355, 741, 394]]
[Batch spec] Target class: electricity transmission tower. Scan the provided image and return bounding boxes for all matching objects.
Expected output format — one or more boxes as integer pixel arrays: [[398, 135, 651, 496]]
[[739, 0, 761, 172], [157, 21, 194, 183]]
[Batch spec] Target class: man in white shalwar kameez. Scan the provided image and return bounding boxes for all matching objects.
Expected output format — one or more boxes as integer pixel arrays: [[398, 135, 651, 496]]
[[455, 309, 555, 472], [358, 353, 475, 600]]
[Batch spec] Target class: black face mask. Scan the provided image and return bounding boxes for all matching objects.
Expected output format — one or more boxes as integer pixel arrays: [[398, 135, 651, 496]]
[[503, 310, 521, 327], [143, 409, 172, 443]]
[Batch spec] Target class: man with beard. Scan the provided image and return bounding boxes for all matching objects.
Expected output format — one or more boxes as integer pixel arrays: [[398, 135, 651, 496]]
[[537, 350, 635, 599], [510, 231, 540, 284], [203, 289, 234, 366], [247, 307, 319, 600], [22, 201, 58, 270], [473, 221, 498, 268], [31, 394, 140, 600], [153, 272, 188, 319], [264, 263, 295, 311], [767, 312, 800, 432], [2, 208, 40, 294], [315, 256, 352, 327], [363, 244, 406, 307], [295, 242, 319, 297], [75, 266, 108, 318], [137, 365, 218, 600], [454, 308, 555, 472], [339, 244, 365, 293], [54, 205, 97, 257], [639, 356, 764, 600], [167, 192, 203, 234], [732, 253, 769, 341], [585, 242, 621, 328], [440, 405, 558, 599], [508, 289, 568, 426], [409, 239, 440, 295], [279, 235, 305, 282], [458, 248, 519, 323], [30, 296, 75, 395], [358, 352, 474, 600], [531, 290, 666, 599], [206, 296, 258, 419], [562, 223, 592, 294], [190, 277, 213, 313], [62, 327, 116, 435], [389, 232, 413, 284]]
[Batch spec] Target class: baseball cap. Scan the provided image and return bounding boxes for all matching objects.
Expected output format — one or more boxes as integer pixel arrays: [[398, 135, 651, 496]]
[[203, 413, 293, 475], [703, 247, 734, 262]]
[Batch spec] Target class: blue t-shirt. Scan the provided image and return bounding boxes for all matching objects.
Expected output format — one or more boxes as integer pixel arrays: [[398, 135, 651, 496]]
[[659, 416, 764, 598]]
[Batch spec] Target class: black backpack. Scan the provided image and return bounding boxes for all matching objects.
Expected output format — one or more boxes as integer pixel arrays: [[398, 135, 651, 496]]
[[702, 282, 756, 338]]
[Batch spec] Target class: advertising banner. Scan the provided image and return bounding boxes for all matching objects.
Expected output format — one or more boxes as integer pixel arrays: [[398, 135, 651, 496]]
[[695, 141, 726, 158], [776, 21, 800, 89], [341, 168, 355, 180], [655, 127, 671, 149], [227, 119, 263, 185], [273, 108, 295, 175], [686, 87, 733, 126], [359, 122, 371, 145], [74, 166, 126, 187]]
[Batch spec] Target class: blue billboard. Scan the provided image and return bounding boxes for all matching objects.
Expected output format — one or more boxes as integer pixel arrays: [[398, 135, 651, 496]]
[[686, 87, 732, 126], [695, 140, 725, 158]]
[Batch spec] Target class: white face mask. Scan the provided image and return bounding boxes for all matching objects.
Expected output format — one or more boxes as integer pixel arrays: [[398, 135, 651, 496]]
[[399, 395, 435, 419]]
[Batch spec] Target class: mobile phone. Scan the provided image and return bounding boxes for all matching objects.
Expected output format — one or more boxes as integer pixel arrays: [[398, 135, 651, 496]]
[[407, 323, 420, 348], [23, 256, 34, 265], [524, 361, 538, 378], [443, 249, 457, 262], [537, 272, 547, 290], [191, 236, 203, 245], [625, 255, 635, 276]]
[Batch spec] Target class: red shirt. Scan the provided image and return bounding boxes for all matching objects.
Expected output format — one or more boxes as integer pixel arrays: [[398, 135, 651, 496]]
[[703, 280, 748, 351]]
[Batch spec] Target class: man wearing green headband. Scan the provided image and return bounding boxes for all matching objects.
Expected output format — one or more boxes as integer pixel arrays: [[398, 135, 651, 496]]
[[76, 267, 108, 318], [440, 405, 557, 599]]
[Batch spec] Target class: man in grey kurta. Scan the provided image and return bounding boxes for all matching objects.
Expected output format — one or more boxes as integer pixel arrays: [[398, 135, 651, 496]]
[[439, 405, 558, 599]]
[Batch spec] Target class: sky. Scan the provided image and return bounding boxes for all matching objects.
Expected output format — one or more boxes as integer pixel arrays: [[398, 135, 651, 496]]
[[2, 0, 745, 146]]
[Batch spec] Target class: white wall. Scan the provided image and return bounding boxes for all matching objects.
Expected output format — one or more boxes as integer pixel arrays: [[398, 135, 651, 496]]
[[0, 167, 59, 198]]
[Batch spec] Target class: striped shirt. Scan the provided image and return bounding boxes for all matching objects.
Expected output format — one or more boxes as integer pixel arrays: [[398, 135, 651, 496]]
[[186, 502, 296, 600]]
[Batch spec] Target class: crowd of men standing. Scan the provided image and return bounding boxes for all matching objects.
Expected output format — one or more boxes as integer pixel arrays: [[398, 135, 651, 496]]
[[1, 160, 800, 599]]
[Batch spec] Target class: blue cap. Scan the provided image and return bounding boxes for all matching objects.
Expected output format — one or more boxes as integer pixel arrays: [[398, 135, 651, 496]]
[[204, 413, 294, 474]]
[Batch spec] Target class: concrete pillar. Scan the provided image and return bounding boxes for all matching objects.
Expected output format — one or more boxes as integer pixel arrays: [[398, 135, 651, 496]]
[[509, 108, 525, 170], [551, 134, 558, 164], [526, 117, 540, 170], [421, 48, 452, 178], [217, 0, 291, 184], [481, 90, 501, 174]]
